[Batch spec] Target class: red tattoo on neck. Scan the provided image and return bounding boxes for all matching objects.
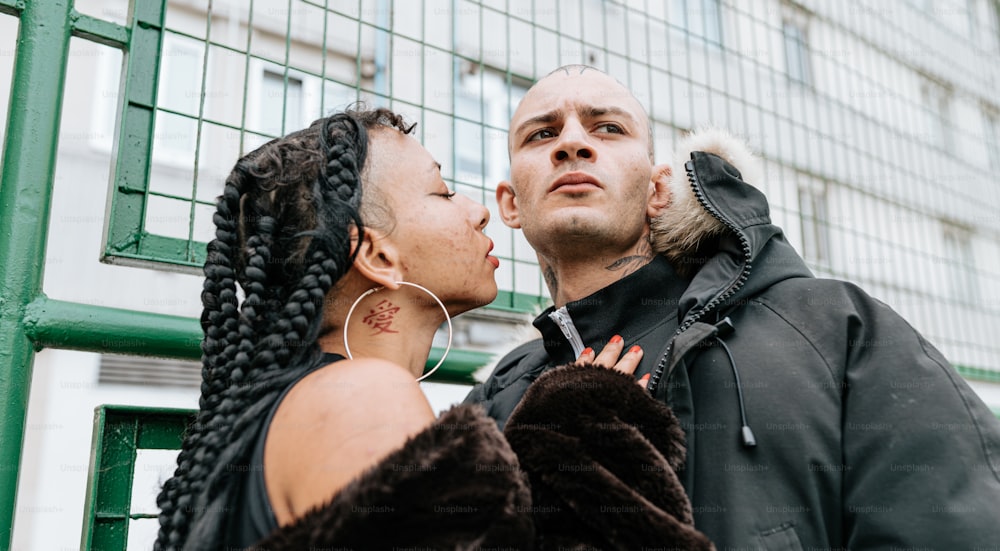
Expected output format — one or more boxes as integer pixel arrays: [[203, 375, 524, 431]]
[[362, 299, 400, 335]]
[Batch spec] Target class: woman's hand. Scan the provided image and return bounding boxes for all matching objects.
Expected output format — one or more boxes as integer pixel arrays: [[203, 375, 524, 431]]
[[576, 335, 649, 389]]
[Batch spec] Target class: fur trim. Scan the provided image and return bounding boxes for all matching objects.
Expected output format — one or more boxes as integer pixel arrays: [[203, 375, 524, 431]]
[[504, 364, 715, 550], [253, 404, 533, 550], [651, 127, 762, 274]]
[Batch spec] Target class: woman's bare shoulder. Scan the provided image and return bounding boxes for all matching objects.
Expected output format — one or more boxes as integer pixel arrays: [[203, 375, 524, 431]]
[[264, 357, 435, 524]]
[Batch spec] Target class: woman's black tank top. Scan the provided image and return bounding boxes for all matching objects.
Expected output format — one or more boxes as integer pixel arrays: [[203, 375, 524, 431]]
[[225, 352, 345, 547]]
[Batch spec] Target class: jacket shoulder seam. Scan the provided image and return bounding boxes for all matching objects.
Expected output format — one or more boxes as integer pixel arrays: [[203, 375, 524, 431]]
[[914, 332, 1000, 485], [749, 297, 839, 387]]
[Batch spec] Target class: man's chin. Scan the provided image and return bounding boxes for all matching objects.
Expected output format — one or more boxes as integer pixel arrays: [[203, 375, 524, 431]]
[[530, 211, 606, 238]]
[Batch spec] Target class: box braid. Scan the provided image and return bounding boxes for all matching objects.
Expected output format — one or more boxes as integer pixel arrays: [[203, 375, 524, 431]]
[[154, 106, 414, 551]]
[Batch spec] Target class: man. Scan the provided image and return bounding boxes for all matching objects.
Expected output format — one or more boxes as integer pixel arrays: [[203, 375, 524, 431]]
[[465, 65, 1000, 548]]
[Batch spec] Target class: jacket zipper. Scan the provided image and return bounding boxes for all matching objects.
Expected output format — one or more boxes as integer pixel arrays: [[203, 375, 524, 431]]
[[548, 306, 586, 358], [648, 159, 755, 394]]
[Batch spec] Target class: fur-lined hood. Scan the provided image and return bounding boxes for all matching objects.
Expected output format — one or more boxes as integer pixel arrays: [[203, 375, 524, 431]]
[[651, 127, 765, 273], [648, 128, 811, 327]]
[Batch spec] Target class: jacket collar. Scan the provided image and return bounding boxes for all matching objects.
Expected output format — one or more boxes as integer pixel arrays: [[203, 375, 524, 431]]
[[650, 129, 812, 327], [532, 256, 691, 367]]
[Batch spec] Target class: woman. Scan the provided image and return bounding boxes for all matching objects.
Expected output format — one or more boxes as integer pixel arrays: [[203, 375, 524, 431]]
[[154, 106, 711, 551]]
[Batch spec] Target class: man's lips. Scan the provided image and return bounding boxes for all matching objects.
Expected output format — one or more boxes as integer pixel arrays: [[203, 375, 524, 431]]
[[548, 172, 601, 193]]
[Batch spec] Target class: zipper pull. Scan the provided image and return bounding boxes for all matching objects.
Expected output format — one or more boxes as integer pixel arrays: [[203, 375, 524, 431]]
[[548, 306, 586, 358]]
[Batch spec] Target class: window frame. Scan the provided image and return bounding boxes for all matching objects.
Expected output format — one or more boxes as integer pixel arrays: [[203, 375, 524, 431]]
[[669, 0, 724, 48], [942, 225, 980, 304], [920, 79, 954, 153], [782, 16, 812, 87], [798, 182, 830, 264]]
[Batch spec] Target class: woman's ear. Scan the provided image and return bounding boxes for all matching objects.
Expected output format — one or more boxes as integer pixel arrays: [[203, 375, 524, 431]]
[[647, 163, 672, 219], [349, 226, 403, 290], [496, 181, 522, 229]]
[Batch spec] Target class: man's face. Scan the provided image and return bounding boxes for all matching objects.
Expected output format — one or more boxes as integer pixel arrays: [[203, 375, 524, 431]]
[[497, 69, 667, 260]]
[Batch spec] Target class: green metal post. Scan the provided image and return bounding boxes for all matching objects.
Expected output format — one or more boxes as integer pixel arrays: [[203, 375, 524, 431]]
[[22, 297, 204, 360], [0, 0, 74, 548]]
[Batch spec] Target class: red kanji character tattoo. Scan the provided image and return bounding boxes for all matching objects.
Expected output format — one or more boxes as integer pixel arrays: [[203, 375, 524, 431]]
[[362, 299, 400, 334]]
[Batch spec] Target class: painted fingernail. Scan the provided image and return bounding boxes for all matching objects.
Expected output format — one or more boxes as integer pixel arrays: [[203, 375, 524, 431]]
[[581, 347, 593, 356], [610, 335, 623, 344], [639, 373, 651, 382], [629, 345, 642, 354]]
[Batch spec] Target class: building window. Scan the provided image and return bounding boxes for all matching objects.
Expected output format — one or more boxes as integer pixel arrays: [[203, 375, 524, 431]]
[[454, 68, 528, 186], [455, 93, 485, 178], [993, 0, 1000, 53], [984, 108, 1000, 170], [783, 19, 812, 86], [153, 34, 203, 162], [921, 80, 954, 152], [798, 184, 829, 263], [670, 0, 723, 47], [241, 60, 360, 153], [260, 70, 304, 137], [968, 0, 980, 43], [942, 227, 979, 303]]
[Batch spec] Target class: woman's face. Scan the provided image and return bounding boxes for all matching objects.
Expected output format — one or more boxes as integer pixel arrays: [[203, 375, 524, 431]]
[[366, 129, 499, 314]]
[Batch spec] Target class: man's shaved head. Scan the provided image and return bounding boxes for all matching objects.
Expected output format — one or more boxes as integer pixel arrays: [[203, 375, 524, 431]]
[[512, 65, 654, 159]]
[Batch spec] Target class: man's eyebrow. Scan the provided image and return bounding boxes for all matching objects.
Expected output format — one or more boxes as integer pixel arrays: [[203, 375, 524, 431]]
[[580, 105, 637, 125], [513, 110, 560, 138]]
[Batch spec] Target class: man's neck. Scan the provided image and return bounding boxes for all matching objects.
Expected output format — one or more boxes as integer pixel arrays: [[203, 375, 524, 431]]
[[542, 237, 655, 307]]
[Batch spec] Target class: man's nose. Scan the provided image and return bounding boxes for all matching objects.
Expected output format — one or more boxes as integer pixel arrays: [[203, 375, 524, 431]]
[[552, 121, 595, 163]]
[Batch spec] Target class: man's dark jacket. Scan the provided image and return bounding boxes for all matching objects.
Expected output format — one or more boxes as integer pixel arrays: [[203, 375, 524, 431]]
[[464, 129, 1000, 549]]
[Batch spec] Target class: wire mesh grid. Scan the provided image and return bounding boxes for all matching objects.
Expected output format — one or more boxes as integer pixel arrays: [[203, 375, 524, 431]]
[[73, 0, 1000, 372]]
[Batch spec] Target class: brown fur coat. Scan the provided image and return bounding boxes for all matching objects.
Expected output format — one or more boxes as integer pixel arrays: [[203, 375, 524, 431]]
[[252, 364, 713, 550]]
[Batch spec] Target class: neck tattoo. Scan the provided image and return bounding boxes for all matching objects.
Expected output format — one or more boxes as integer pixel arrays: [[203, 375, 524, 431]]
[[543, 266, 559, 298], [363, 299, 401, 335], [605, 239, 653, 278]]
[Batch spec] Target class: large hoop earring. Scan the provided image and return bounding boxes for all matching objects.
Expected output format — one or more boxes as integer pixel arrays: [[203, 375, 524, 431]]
[[342, 281, 453, 382]]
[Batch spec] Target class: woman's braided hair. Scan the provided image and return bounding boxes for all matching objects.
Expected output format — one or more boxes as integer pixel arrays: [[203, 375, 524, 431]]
[[154, 106, 415, 551]]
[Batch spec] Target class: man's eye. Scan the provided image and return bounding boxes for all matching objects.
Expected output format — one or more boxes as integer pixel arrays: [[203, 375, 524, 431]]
[[595, 123, 624, 135], [436, 191, 457, 199], [526, 129, 556, 142]]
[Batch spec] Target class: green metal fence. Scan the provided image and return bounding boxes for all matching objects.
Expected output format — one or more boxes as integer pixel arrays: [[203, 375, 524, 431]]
[[2, 0, 999, 549], [80, 405, 195, 550]]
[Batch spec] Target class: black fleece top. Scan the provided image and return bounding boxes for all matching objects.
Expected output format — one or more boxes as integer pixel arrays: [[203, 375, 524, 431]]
[[535, 255, 691, 370], [467, 256, 689, 429]]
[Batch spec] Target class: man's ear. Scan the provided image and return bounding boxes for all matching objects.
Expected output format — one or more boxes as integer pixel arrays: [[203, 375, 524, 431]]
[[350, 226, 403, 290], [647, 163, 672, 219], [496, 181, 522, 229]]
